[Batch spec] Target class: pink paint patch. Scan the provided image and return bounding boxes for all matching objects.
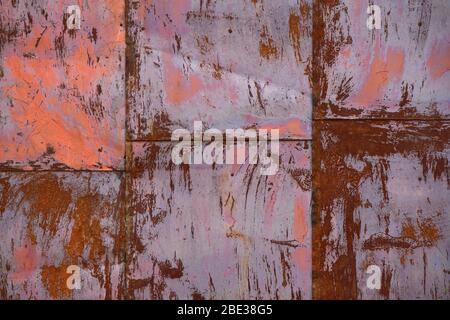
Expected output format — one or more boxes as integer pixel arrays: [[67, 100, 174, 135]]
[[427, 41, 450, 80], [10, 241, 39, 283], [293, 247, 309, 271], [223, 207, 236, 228], [351, 47, 405, 105], [294, 196, 308, 244], [163, 53, 203, 105], [243, 115, 310, 139]]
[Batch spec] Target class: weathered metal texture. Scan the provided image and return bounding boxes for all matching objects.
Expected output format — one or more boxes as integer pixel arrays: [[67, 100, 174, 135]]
[[0, 0, 125, 170], [126, 141, 312, 299], [0, 172, 126, 299], [313, 0, 450, 119], [313, 121, 450, 299], [1, 0, 448, 302], [126, 0, 312, 140]]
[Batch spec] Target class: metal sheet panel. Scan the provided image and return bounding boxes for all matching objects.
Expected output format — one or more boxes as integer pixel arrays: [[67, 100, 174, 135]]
[[126, 0, 313, 140], [0, 172, 126, 299], [126, 141, 312, 299], [0, 0, 448, 301], [0, 0, 125, 170], [313, 0, 450, 119], [313, 120, 450, 299]]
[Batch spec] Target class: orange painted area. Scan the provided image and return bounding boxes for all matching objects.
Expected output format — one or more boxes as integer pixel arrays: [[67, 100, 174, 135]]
[[293, 247, 309, 271], [0, 0, 125, 170], [261, 118, 308, 138], [294, 196, 308, 244], [163, 53, 203, 105], [171, 0, 191, 26], [103, 0, 126, 44], [66, 46, 109, 93], [292, 196, 309, 270], [2, 53, 122, 169], [351, 47, 405, 105]]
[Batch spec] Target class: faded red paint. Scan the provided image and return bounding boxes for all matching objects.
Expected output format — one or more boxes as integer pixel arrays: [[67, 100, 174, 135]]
[[163, 53, 204, 105], [350, 46, 405, 106], [11, 241, 39, 283], [427, 40, 450, 80]]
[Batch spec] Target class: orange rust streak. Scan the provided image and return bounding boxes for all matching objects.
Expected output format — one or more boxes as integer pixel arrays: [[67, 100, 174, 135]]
[[41, 265, 72, 299], [289, 13, 302, 64]]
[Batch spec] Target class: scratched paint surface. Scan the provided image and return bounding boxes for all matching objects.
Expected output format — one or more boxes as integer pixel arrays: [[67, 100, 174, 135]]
[[313, 121, 450, 299], [0, 0, 125, 170], [126, 0, 312, 140], [1, 0, 449, 301], [126, 141, 311, 299], [0, 172, 126, 299], [313, 0, 450, 119]]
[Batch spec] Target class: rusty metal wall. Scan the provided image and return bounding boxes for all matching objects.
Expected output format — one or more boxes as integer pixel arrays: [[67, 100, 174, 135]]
[[124, 0, 313, 300], [312, 0, 450, 300], [126, 141, 311, 299], [126, 0, 312, 140], [313, 121, 449, 299], [0, 0, 127, 299], [0, 0, 449, 300]]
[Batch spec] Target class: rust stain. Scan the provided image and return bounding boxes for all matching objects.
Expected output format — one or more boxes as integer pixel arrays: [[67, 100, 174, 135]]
[[158, 259, 184, 279], [380, 265, 393, 299], [125, 141, 311, 299], [126, 0, 312, 141], [18, 174, 72, 245], [41, 264, 71, 299], [312, 0, 352, 115], [0, 172, 126, 299], [212, 62, 223, 80], [259, 26, 279, 60], [418, 218, 441, 244], [196, 35, 213, 55], [289, 12, 302, 64], [313, 0, 450, 119], [0, 177, 11, 213], [65, 195, 106, 262]]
